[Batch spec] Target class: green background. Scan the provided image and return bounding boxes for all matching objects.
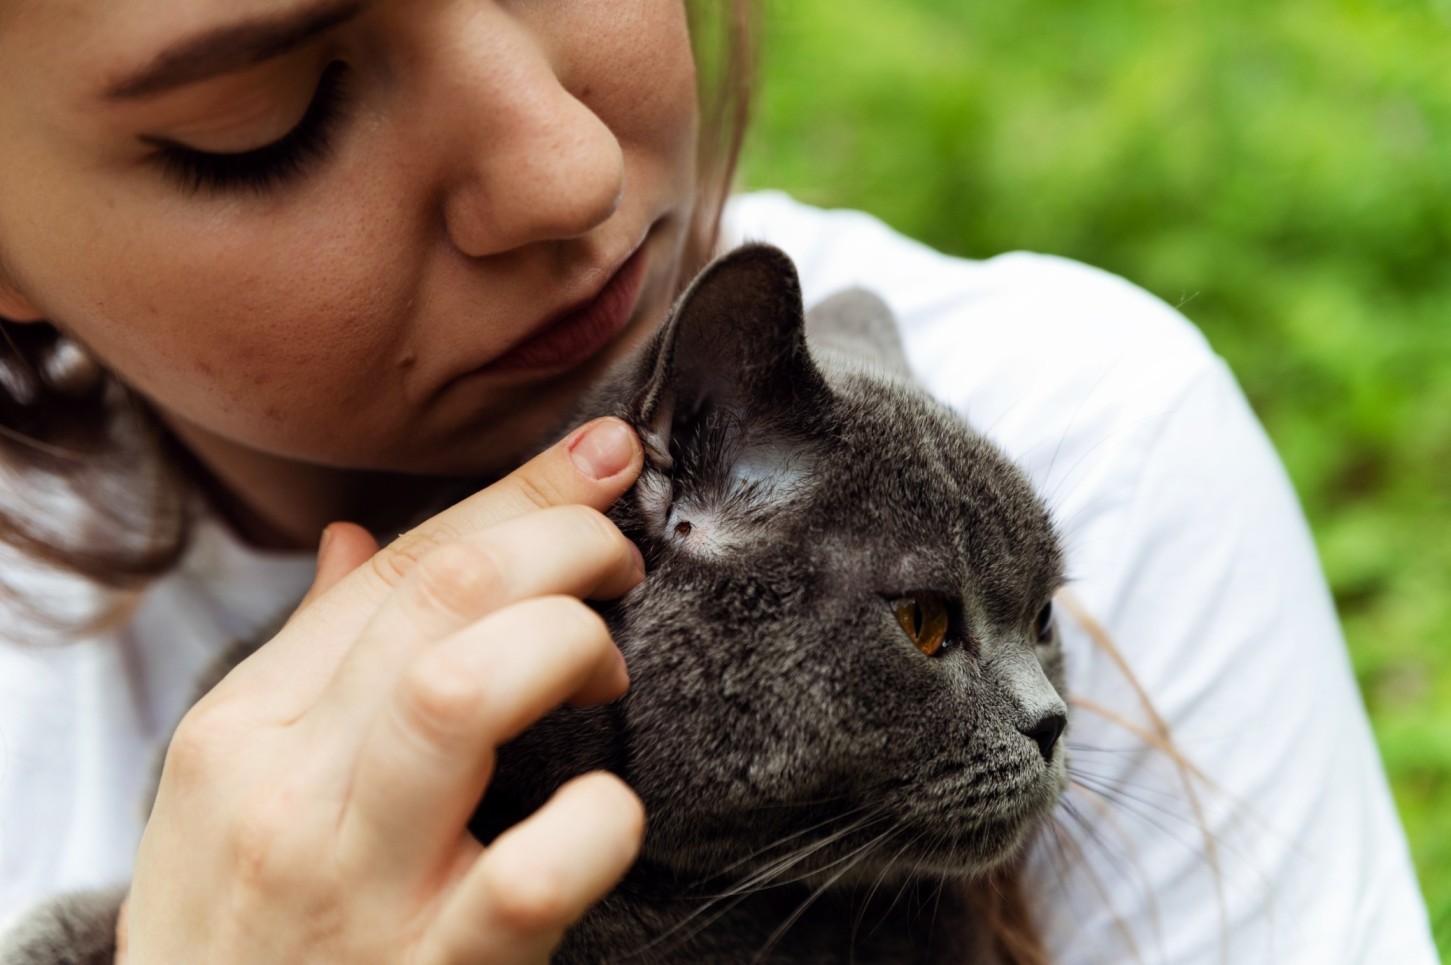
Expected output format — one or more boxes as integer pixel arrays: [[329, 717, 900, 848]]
[[737, 0, 1451, 954]]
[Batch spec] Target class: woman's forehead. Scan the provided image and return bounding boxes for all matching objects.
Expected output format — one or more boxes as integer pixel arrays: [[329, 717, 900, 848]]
[[2, 1, 360, 99]]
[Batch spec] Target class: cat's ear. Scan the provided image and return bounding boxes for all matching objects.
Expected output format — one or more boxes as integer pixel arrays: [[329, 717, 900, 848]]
[[805, 288, 912, 381], [628, 243, 830, 469]]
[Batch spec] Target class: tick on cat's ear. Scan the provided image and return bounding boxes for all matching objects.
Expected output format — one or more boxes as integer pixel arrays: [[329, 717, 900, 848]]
[[892, 592, 954, 657]]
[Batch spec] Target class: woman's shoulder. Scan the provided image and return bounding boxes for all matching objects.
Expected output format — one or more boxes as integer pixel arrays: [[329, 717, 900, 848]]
[[724, 190, 1230, 485], [726, 190, 1219, 400], [0, 516, 315, 917]]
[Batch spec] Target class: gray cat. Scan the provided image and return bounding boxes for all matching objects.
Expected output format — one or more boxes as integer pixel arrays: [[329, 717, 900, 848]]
[[2, 244, 1068, 964]]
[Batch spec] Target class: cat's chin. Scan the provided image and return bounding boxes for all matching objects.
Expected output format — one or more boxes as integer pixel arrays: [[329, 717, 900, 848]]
[[897, 775, 1067, 877], [923, 812, 1051, 876]]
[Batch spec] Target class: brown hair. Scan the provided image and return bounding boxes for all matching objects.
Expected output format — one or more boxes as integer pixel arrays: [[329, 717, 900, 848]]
[[683, 0, 757, 279], [0, 323, 189, 634]]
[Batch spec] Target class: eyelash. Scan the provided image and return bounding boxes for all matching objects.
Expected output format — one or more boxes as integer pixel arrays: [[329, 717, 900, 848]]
[[154, 61, 351, 197]]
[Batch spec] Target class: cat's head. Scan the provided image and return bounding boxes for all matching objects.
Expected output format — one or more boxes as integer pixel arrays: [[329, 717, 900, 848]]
[[603, 244, 1068, 883]]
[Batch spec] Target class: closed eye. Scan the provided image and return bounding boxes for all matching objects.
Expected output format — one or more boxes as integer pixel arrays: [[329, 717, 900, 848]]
[[148, 61, 351, 196]]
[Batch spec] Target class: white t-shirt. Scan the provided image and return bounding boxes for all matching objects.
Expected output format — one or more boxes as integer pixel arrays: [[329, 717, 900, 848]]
[[0, 192, 1436, 962]]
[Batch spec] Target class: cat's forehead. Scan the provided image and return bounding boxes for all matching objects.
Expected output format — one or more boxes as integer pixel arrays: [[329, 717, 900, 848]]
[[807, 377, 1064, 618]]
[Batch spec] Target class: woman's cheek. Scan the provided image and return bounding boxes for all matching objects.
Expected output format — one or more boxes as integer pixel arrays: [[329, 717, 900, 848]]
[[93, 214, 416, 446], [559, 0, 699, 165]]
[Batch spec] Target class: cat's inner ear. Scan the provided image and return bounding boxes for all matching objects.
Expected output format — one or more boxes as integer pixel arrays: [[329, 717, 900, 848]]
[[629, 243, 830, 470], [625, 245, 831, 553]]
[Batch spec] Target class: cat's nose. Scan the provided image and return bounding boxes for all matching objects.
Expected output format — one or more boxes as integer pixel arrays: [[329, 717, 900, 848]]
[[1021, 710, 1067, 764]]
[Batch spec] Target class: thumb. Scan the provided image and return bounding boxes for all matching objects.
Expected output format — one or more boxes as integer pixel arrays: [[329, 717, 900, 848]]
[[299, 521, 379, 608]]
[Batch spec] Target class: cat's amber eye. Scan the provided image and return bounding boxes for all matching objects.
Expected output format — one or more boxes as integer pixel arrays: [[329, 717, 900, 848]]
[[893, 592, 952, 657]]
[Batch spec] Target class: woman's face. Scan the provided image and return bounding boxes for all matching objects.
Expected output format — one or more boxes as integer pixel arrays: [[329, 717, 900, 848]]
[[0, 0, 699, 480]]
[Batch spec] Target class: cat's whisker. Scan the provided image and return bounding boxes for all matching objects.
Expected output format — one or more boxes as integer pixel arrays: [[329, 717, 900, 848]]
[[750, 823, 904, 964], [849, 827, 928, 947], [1036, 355, 1123, 510], [927, 871, 948, 948], [1069, 764, 1205, 807], [1068, 771, 1268, 909], [744, 791, 855, 811], [1069, 774, 1220, 858], [977, 393, 1030, 448], [1072, 790, 1187, 963], [703, 810, 884, 899], [913, 825, 957, 939], [622, 890, 754, 961], [726, 813, 897, 895], [1041, 406, 1180, 515], [1042, 814, 1083, 901], [1065, 740, 1154, 755], [707, 800, 874, 879], [1049, 798, 1148, 960], [621, 872, 776, 962], [625, 810, 891, 960], [1035, 811, 1142, 957], [1059, 794, 1142, 888], [1045, 491, 1133, 542], [877, 829, 951, 942]]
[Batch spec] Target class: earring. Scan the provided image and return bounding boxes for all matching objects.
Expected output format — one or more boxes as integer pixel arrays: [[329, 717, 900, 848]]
[[39, 334, 104, 398]]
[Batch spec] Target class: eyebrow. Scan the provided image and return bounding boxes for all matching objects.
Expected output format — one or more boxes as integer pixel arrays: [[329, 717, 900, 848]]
[[104, 0, 371, 101]]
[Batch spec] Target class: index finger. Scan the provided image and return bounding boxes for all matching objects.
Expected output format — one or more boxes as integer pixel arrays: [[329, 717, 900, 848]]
[[406, 416, 644, 551], [299, 417, 642, 634]]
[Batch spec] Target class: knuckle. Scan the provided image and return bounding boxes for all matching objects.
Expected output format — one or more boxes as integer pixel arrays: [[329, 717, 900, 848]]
[[370, 525, 459, 588], [607, 780, 648, 846], [163, 700, 243, 787], [556, 504, 623, 554], [225, 788, 329, 900], [575, 772, 646, 848], [509, 470, 563, 513], [614, 532, 641, 580], [395, 652, 490, 752], [535, 595, 611, 651], [407, 542, 504, 620], [478, 856, 574, 935], [227, 801, 296, 889]]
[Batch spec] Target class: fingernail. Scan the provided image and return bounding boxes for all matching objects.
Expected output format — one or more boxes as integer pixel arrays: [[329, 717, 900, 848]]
[[569, 419, 636, 480], [318, 523, 334, 556]]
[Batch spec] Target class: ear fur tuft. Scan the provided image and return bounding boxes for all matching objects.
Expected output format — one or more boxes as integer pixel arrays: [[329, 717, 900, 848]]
[[628, 244, 830, 469]]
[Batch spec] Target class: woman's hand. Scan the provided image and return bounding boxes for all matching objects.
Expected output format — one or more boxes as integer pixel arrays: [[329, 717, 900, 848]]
[[119, 417, 648, 964]]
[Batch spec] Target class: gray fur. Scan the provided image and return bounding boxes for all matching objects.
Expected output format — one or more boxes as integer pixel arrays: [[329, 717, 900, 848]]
[[481, 246, 1069, 962], [0, 888, 125, 965], [4, 245, 1067, 964]]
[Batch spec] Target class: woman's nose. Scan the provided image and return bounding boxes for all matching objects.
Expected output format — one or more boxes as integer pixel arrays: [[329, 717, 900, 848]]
[[435, 19, 625, 258]]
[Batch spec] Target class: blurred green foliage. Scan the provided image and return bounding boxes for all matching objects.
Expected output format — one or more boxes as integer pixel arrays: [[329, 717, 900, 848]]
[[739, 0, 1451, 953]]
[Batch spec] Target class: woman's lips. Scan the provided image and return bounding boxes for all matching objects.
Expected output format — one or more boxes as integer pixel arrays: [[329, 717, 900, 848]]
[[483, 245, 649, 374]]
